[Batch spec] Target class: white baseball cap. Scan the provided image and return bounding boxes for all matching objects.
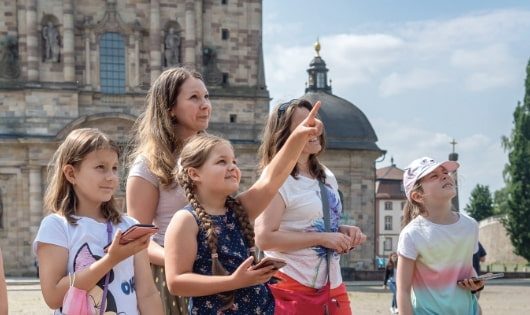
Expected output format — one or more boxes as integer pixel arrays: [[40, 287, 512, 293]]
[[403, 157, 459, 201]]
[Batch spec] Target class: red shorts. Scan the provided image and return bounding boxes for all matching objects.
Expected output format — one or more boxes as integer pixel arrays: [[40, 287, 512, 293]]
[[274, 271, 353, 315]]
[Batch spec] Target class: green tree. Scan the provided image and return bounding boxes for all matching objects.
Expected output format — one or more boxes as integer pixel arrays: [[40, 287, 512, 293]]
[[492, 187, 509, 215], [464, 184, 494, 222], [500, 59, 530, 261]]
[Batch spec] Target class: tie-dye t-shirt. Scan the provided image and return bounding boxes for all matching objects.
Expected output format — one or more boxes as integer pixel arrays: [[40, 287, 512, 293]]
[[33, 214, 140, 315], [397, 213, 479, 315], [262, 166, 343, 290]]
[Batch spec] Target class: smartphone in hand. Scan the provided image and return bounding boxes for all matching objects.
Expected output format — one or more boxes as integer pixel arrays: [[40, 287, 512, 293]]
[[251, 257, 287, 271], [103, 224, 159, 252], [457, 272, 504, 284]]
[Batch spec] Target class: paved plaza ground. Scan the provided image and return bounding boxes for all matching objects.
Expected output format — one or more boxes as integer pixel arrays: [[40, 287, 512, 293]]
[[6, 278, 530, 314]]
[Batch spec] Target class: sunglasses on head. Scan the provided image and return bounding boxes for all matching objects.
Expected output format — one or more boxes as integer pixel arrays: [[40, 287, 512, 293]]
[[277, 99, 297, 114]]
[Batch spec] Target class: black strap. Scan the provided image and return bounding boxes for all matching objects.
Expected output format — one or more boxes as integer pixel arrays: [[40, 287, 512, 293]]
[[318, 181, 332, 280]]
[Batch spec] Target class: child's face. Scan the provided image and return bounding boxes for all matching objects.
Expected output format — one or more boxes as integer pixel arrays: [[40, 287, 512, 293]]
[[193, 143, 241, 195], [290, 107, 321, 156], [67, 149, 119, 208], [417, 165, 456, 202]]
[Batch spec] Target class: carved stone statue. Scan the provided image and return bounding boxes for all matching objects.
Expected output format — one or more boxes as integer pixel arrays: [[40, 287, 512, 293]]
[[0, 35, 20, 79], [42, 21, 60, 62], [164, 27, 180, 66]]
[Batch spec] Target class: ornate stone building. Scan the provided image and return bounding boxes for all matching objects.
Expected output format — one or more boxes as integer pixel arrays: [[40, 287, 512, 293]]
[[0, 0, 268, 276], [0, 0, 384, 276]]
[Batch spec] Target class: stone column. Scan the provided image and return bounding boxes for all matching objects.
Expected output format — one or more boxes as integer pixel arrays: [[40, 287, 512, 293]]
[[149, 0, 161, 83], [183, 0, 196, 68], [63, 0, 75, 82], [84, 32, 91, 87], [26, 0, 38, 81]]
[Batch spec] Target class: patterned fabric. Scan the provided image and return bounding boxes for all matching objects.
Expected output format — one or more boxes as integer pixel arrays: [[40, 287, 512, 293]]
[[186, 206, 274, 314], [398, 213, 479, 315], [33, 214, 140, 315], [151, 264, 189, 315]]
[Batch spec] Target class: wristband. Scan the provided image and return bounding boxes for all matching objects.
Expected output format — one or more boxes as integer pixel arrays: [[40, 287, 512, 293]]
[[471, 285, 484, 294]]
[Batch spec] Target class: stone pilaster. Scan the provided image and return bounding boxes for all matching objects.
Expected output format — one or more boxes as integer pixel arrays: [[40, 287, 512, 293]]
[[26, 0, 38, 81], [149, 0, 161, 82], [63, 0, 75, 82], [183, 0, 196, 68]]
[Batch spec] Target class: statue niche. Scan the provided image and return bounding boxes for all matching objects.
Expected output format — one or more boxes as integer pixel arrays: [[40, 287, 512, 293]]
[[42, 20, 61, 62]]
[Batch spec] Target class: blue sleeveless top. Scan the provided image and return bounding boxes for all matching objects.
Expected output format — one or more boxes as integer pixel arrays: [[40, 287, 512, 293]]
[[185, 206, 274, 314]]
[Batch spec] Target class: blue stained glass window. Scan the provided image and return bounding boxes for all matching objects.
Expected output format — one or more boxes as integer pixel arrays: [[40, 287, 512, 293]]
[[100, 33, 125, 94]]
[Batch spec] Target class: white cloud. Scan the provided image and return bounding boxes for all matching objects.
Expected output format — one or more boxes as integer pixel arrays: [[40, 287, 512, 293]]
[[379, 68, 446, 96]]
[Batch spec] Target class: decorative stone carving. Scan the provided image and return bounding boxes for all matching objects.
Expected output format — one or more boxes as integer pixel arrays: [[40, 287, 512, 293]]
[[202, 47, 222, 85], [42, 21, 61, 62], [164, 27, 180, 67], [0, 35, 20, 79]]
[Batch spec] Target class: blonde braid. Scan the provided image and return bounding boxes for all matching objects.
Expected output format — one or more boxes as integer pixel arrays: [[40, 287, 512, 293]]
[[177, 168, 234, 310]]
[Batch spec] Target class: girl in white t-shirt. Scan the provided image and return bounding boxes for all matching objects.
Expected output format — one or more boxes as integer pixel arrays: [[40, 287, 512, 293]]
[[33, 128, 163, 315], [397, 157, 484, 315], [254, 98, 367, 315]]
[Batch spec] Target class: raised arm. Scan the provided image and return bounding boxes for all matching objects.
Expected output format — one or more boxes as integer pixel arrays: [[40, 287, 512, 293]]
[[238, 101, 322, 221]]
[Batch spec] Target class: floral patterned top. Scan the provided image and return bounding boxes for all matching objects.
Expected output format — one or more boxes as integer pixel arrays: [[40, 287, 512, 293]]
[[185, 205, 274, 315]]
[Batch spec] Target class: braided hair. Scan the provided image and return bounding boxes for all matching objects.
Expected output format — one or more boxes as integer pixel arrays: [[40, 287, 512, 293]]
[[175, 133, 257, 310]]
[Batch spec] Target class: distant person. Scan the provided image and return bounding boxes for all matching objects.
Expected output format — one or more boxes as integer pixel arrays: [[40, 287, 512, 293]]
[[33, 128, 163, 314], [0, 248, 7, 315], [397, 157, 484, 315], [472, 242, 487, 276], [383, 252, 398, 314], [472, 242, 487, 315]]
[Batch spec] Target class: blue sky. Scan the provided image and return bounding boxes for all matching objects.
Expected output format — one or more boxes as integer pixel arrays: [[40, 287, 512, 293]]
[[262, 0, 530, 210]]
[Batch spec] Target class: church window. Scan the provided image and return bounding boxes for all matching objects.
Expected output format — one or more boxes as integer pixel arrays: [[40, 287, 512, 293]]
[[100, 33, 125, 94]]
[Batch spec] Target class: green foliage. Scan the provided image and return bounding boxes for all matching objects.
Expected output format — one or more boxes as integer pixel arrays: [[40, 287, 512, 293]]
[[493, 187, 509, 215], [500, 59, 530, 262], [464, 184, 493, 221]]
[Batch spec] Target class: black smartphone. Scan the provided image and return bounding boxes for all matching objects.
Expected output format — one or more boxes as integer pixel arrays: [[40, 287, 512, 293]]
[[457, 272, 504, 284], [103, 224, 159, 252], [251, 257, 287, 271]]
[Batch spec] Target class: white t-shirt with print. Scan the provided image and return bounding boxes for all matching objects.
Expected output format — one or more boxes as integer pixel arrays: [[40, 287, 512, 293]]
[[263, 167, 344, 289], [33, 214, 141, 315]]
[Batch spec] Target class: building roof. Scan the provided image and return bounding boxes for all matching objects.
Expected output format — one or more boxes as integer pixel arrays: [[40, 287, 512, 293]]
[[300, 40, 383, 152], [376, 163, 405, 199]]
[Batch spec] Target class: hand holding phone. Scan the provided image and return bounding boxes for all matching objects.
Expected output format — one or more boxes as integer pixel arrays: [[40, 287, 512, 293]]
[[457, 272, 504, 284], [104, 224, 159, 252], [251, 257, 286, 271]]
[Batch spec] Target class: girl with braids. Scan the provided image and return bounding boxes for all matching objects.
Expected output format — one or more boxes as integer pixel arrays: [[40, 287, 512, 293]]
[[126, 67, 209, 315], [397, 157, 483, 315], [164, 102, 323, 314]]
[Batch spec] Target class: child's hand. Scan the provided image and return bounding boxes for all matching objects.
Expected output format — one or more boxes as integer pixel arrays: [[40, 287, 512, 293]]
[[230, 257, 277, 288], [105, 229, 151, 263], [456, 277, 485, 292], [338, 225, 367, 252], [321, 232, 354, 254], [291, 101, 323, 140]]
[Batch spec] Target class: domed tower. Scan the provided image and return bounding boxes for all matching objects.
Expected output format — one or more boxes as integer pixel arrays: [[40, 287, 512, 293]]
[[301, 40, 385, 270]]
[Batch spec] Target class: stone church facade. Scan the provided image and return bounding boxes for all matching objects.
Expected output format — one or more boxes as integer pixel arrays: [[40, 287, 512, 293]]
[[0, 0, 382, 276]]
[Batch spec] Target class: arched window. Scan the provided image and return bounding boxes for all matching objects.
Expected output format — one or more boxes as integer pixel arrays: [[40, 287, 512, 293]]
[[100, 33, 125, 94]]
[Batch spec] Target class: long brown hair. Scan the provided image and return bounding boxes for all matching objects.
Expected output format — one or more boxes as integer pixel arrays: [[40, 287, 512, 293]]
[[44, 128, 122, 225], [258, 98, 327, 181], [175, 133, 256, 310], [386, 252, 398, 270], [127, 67, 205, 190]]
